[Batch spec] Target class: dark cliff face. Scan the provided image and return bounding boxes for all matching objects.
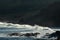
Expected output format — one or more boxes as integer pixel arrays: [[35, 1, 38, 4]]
[[0, 0, 60, 27]]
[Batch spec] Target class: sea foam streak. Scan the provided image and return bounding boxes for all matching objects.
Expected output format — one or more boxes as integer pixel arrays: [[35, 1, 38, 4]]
[[0, 22, 55, 32], [0, 22, 55, 38]]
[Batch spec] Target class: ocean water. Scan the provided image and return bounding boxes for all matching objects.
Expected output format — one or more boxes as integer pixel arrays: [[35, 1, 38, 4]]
[[0, 38, 46, 40], [0, 30, 57, 40], [0, 37, 35, 40], [0, 22, 58, 40], [0, 28, 36, 40], [0, 28, 57, 40], [0, 37, 56, 40]]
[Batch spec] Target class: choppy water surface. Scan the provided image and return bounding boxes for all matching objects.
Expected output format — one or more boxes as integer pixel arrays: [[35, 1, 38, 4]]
[[0, 22, 57, 40], [0, 37, 35, 40], [0, 37, 57, 40]]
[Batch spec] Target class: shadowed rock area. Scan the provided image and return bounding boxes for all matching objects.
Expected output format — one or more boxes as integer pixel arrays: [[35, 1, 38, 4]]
[[0, 0, 60, 27]]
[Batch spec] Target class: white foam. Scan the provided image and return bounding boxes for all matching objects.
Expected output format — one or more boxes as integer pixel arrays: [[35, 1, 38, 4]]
[[0, 22, 56, 38], [0, 22, 55, 31]]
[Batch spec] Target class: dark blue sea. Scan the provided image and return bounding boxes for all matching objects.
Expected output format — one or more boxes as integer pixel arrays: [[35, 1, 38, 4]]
[[0, 37, 44, 40], [0, 37, 35, 40]]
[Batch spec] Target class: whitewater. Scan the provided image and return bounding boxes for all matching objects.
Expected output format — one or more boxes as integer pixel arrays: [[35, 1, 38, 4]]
[[0, 22, 56, 40]]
